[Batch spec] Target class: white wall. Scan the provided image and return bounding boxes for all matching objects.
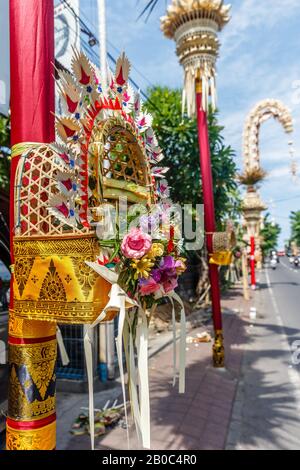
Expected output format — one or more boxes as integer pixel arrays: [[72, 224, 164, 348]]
[[0, 0, 10, 116]]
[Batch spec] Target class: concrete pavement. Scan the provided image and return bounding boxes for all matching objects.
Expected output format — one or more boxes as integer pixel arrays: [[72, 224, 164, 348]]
[[58, 284, 251, 450], [6, 262, 300, 451], [226, 262, 300, 450]]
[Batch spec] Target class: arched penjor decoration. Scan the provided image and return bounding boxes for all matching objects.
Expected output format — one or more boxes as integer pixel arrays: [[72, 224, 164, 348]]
[[240, 99, 293, 278], [8, 50, 187, 450], [242, 99, 293, 176]]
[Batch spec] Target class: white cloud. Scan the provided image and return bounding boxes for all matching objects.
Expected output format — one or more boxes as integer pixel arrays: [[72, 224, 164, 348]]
[[221, 0, 300, 60]]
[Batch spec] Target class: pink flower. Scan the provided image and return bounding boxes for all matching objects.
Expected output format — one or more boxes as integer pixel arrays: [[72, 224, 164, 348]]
[[121, 228, 152, 259], [139, 277, 161, 296], [163, 277, 178, 294]]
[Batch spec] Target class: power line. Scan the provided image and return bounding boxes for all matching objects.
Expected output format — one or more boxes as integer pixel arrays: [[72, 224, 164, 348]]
[[57, 13, 151, 103], [57, 0, 162, 114], [59, 0, 155, 92], [271, 194, 300, 204]]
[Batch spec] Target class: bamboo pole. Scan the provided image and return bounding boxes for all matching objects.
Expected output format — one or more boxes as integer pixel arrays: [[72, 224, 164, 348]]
[[7, 0, 56, 450]]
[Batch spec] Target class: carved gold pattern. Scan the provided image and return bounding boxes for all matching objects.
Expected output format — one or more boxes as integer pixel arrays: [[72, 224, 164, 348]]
[[213, 329, 225, 368], [8, 340, 56, 401], [14, 257, 35, 297], [39, 260, 67, 302], [13, 298, 108, 324], [13, 236, 111, 324], [8, 310, 56, 339], [9, 340, 57, 366], [71, 256, 98, 299], [8, 365, 56, 421], [13, 236, 98, 257], [6, 421, 56, 450]]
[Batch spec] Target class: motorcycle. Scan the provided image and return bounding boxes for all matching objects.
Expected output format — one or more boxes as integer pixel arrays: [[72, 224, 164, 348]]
[[270, 258, 277, 270], [294, 258, 300, 268]]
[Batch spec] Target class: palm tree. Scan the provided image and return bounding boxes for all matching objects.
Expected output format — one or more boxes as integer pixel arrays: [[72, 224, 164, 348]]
[[290, 211, 300, 247], [0, 115, 10, 191]]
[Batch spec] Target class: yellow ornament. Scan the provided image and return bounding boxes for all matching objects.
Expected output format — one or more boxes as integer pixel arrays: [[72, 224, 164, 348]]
[[147, 243, 165, 259], [131, 257, 155, 280]]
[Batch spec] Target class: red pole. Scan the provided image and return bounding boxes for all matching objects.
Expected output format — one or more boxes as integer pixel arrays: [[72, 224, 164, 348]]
[[7, 0, 56, 450], [196, 87, 224, 367], [250, 236, 256, 290]]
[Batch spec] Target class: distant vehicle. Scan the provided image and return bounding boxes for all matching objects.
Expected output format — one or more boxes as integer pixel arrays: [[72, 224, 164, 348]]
[[277, 251, 285, 257], [294, 258, 299, 268], [270, 258, 277, 270], [289, 256, 295, 264]]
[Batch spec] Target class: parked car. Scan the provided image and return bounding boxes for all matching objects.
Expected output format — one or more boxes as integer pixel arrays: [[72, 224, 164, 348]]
[[277, 250, 285, 257]]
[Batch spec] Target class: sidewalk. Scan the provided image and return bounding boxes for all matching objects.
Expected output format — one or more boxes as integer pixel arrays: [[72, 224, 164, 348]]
[[58, 284, 252, 450]]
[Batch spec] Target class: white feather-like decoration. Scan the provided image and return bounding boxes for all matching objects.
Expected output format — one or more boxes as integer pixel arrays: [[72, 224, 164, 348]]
[[55, 171, 78, 197], [48, 194, 77, 228], [115, 52, 130, 88], [210, 74, 217, 111], [133, 90, 141, 117]]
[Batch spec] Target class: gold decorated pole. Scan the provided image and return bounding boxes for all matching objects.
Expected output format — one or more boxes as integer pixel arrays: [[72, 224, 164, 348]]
[[161, 0, 231, 367], [6, 316, 57, 450], [7, 0, 57, 450]]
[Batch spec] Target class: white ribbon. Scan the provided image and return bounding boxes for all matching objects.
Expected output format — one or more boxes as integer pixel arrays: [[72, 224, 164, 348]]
[[167, 291, 186, 394], [169, 296, 177, 388], [56, 326, 70, 366], [135, 308, 150, 449], [127, 311, 143, 444], [84, 262, 136, 450], [83, 262, 186, 451], [115, 289, 130, 450]]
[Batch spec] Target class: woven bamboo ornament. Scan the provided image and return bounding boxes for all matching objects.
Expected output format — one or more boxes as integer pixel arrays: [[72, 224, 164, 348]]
[[12, 50, 165, 324], [209, 222, 236, 266], [212, 227, 236, 254], [161, 0, 231, 116]]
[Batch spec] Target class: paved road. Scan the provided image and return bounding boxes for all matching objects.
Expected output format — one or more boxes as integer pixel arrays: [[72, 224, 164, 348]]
[[227, 259, 300, 450]]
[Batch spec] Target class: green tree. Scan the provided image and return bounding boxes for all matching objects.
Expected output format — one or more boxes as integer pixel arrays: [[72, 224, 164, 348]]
[[145, 86, 241, 225], [290, 211, 300, 247], [260, 213, 281, 257], [0, 114, 11, 191]]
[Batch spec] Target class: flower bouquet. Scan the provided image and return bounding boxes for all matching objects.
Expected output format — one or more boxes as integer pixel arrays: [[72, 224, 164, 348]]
[[85, 199, 187, 450]]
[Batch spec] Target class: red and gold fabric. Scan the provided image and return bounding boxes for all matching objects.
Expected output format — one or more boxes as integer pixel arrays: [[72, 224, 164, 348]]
[[6, 318, 57, 450], [13, 236, 112, 324]]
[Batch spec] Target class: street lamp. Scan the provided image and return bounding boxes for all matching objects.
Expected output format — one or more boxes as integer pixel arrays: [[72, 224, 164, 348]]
[[161, 0, 231, 367]]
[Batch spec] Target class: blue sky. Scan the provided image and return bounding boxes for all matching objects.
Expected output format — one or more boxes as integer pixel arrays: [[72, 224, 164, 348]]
[[82, 0, 300, 246]]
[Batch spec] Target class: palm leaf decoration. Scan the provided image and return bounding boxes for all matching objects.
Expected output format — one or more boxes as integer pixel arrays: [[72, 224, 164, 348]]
[[137, 0, 165, 21], [238, 168, 267, 186]]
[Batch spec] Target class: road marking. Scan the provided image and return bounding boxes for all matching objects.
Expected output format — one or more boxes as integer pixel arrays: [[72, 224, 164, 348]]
[[265, 268, 300, 410], [280, 259, 300, 274]]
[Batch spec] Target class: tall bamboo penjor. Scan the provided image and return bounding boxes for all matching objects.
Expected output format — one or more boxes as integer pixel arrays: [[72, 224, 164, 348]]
[[161, 0, 232, 367]]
